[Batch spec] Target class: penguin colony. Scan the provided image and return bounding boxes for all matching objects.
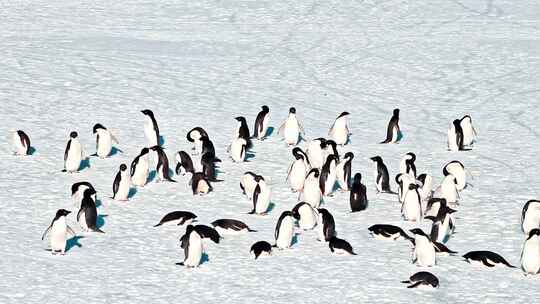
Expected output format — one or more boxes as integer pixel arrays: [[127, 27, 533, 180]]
[[13, 106, 540, 289]]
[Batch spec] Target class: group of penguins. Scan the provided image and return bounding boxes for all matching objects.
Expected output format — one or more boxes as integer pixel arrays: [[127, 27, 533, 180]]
[[11, 105, 540, 289]]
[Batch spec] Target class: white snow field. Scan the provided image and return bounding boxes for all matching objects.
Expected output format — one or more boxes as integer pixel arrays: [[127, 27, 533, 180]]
[[2, 0, 540, 303]]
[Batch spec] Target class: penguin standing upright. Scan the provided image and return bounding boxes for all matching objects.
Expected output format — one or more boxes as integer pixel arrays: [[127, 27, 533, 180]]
[[306, 138, 326, 169], [402, 184, 422, 222], [278, 107, 304, 146], [521, 200, 540, 234], [336, 152, 354, 191], [399, 152, 417, 178], [521, 229, 540, 275], [426, 201, 456, 244], [274, 211, 295, 249], [253, 105, 270, 140], [328, 112, 350, 146], [141, 109, 160, 147], [317, 208, 336, 242], [410, 228, 436, 267], [175, 151, 195, 176], [229, 137, 247, 163], [112, 164, 131, 201], [291, 202, 318, 230], [250, 175, 271, 215], [63, 131, 83, 173], [77, 189, 104, 233], [350, 173, 368, 212], [380, 108, 401, 143], [12, 130, 31, 155], [150, 145, 176, 182], [460, 115, 477, 146], [370, 156, 393, 193], [234, 116, 252, 149], [287, 148, 309, 192], [186, 127, 208, 155], [319, 154, 338, 197], [42, 209, 75, 255], [130, 147, 150, 187], [93, 123, 118, 158], [302, 169, 322, 208], [178, 225, 203, 268], [448, 119, 465, 151]]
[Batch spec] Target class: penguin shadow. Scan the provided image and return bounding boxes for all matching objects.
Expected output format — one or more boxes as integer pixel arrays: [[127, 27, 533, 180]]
[[109, 147, 124, 156], [245, 152, 256, 161], [28, 147, 37, 155], [79, 158, 91, 171], [397, 131, 404, 142], [267, 202, 276, 213], [128, 188, 137, 199], [97, 214, 108, 229], [147, 171, 157, 183], [201, 253, 210, 265], [95, 198, 103, 208], [291, 234, 300, 247], [265, 127, 275, 138], [159, 136, 165, 146], [66, 235, 85, 252]]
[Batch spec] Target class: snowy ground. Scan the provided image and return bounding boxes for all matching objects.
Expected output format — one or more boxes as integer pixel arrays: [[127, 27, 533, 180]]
[[2, 0, 540, 303]]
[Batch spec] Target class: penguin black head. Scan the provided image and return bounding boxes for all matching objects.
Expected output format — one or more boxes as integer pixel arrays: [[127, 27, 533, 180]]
[[453, 119, 461, 128], [406, 152, 416, 162], [353, 173, 362, 183], [93, 123, 106, 134], [308, 168, 320, 178], [326, 154, 338, 163], [185, 224, 195, 235], [56, 209, 71, 217], [528, 228, 540, 240], [315, 137, 327, 148], [292, 147, 305, 160], [409, 228, 428, 237], [393, 108, 400, 117], [291, 202, 305, 220], [119, 164, 127, 171], [261, 105, 269, 112], [289, 107, 296, 114], [141, 109, 154, 117], [254, 175, 264, 183], [395, 173, 403, 184], [200, 135, 210, 143], [70, 131, 78, 138], [408, 183, 419, 190], [281, 210, 294, 217], [149, 145, 162, 152], [83, 188, 96, 198], [344, 152, 354, 160], [338, 111, 350, 118], [326, 140, 337, 148], [235, 116, 246, 122], [140, 147, 149, 155], [370, 156, 382, 163]]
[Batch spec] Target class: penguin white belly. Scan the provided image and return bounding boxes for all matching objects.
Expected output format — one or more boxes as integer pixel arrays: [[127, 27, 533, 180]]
[[336, 163, 348, 191], [97, 131, 112, 158], [441, 177, 458, 203], [373, 232, 401, 241], [185, 232, 203, 267], [522, 212, 540, 234], [298, 206, 317, 230], [374, 168, 382, 192], [230, 138, 246, 162], [522, 237, 540, 274], [132, 159, 149, 187], [403, 192, 422, 222], [258, 115, 270, 139], [116, 175, 131, 200], [241, 177, 257, 199], [13, 133, 26, 155], [461, 121, 475, 146], [448, 126, 458, 151], [308, 146, 323, 169], [323, 168, 337, 196], [214, 226, 246, 236], [255, 187, 271, 214], [276, 217, 294, 249], [65, 141, 82, 172], [144, 118, 158, 147], [50, 218, 67, 252], [303, 179, 322, 208], [391, 126, 399, 143], [415, 238, 436, 266], [289, 161, 307, 191], [284, 119, 299, 145], [447, 165, 466, 191], [78, 210, 88, 232], [331, 119, 348, 145]]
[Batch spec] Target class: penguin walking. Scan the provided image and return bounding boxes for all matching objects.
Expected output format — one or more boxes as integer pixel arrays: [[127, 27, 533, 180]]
[[175, 151, 195, 176], [402, 184, 422, 222], [370, 156, 393, 193], [287, 148, 310, 192], [274, 211, 295, 249], [460, 115, 477, 146], [63, 131, 83, 173], [426, 201, 456, 243], [409, 228, 436, 267], [154, 211, 197, 227], [521, 200, 540, 234], [380, 108, 401, 144], [141, 109, 160, 147], [521, 229, 540, 275], [130, 147, 150, 187], [278, 107, 304, 146], [250, 175, 271, 215], [190, 172, 213, 195], [399, 152, 417, 178], [463, 251, 516, 268], [211, 219, 256, 235], [306, 138, 326, 169], [368, 224, 412, 241], [234, 116, 252, 149], [240, 172, 259, 199], [329, 236, 356, 255], [253, 105, 270, 140], [77, 188, 104, 233], [150, 145, 176, 182], [250, 241, 273, 259], [328, 112, 351, 146], [12, 130, 31, 155], [302, 169, 322, 208], [401, 272, 439, 288], [317, 208, 336, 242], [443, 160, 467, 191], [186, 127, 208, 155], [350, 173, 368, 212], [42, 209, 76, 255], [291, 202, 318, 230], [92, 123, 118, 158], [319, 154, 338, 197], [448, 119, 465, 151], [112, 164, 131, 201], [178, 225, 203, 268], [229, 137, 247, 163], [336, 152, 354, 191]]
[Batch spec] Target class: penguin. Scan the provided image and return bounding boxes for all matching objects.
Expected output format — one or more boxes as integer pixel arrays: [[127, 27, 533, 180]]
[[306, 138, 326, 169], [229, 137, 247, 163], [240, 172, 259, 199], [141, 109, 160, 147], [409, 228, 436, 267], [317, 208, 336, 242], [417, 173, 433, 204], [425, 197, 446, 218], [71, 181, 96, 206], [130, 147, 150, 187], [278, 107, 304, 146], [250, 175, 271, 215], [41, 209, 76, 255], [200, 136, 218, 161], [175, 151, 195, 176], [302, 168, 322, 208], [274, 211, 295, 249], [399, 152, 417, 178], [154, 211, 197, 227], [460, 115, 477, 146], [426, 201, 456, 244], [201, 152, 222, 182], [211, 219, 256, 236], [328, 111, 351, 146], [291, 202, 318, 230], [233, 116, 252, 148], [324, 140, 340, 161], [433, 241, 458, 256], [396, 173, 416, 204], [380, 108, 401, 144], [336, 152, 354, 191], [521, 200, 540, 234], [402, 184, 422, 222], [448, 119, 465, 151], [370, 156, 393, 193], [443, 160, 467, 191], [329, 236, 356, 255], [436, 174, 459, 205], [319, 154, 338, 197], [150, 145, 176, 182], [63, 131, 83, 173], [77, 188, 104, 233], [92, 123, 118, 158], [287, 148, 310, 192], [12, 130, 31, 155], [186, 127, 208, 155], [350, 173, 368, 212], [253, 105, 270, 140], [190, 172, 213, 195], [112, 164, 131, 201], [521, 228, 540, 275], [368, 224, 413, 241], [462, 251, 516, 268], [250, 241, 273, 259], [177, 225, 203, 268], [401, 272, 439, 288]]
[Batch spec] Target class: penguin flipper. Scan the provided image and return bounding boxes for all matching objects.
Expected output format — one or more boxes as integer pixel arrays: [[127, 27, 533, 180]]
[[481, 258, 495, 267], [176, 262, 185, 266], [407, 281, 423, 289], [277, 122, 285, 135], [41, 225, 52, 240], [67, 225, 76, 236]]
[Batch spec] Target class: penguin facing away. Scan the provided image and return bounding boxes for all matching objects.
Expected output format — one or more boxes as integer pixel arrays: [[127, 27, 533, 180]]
[[380, 108, 401, 144], [13, 130, 31, 155], [460, 115, 477, 146], [336, 152, 354, 191], [319, 154, 338, 197], [42, 209, 76, 255], [448, 119, 465, 151], [112, 164, 131, 201], [317, 208, 336, 242], [77, 188, 104, 233], [234, 116, 252, 149], [253, 105, 270, 140], [350, 173, 368, 212]]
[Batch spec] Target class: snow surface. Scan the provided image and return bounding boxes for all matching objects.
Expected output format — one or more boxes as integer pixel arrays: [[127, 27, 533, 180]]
[[2, 0, 540, 303]]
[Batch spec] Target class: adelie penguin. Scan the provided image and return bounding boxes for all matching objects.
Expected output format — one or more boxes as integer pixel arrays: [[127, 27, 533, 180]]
[[306, 138, 326, 169], [324, 140, 340, 161], [42, 209, 76, 255], [278, 107, 304, 146], [291, 202, 318, 230], [401, 272, 439, 288], [350, 173, 368, 212], [380, 108, 401, 144], [521, 200, 540, 234], [302, 168, 322, 208], [190, 172, 213, 195], [319, 154, 338, 197], [460, 115, 477, 146], [368, 224, 412, 241], [186, 127, 208, 155], [12, 130, 31, 156], [274, 211, 295, 249], [317, 208, 336, 242], [229, 137, 247, 163], [211, 219, 256, 236], [401, 183, 422, 222], [409, 228, 436, 267], [328, 111, 351, 146], [462, 251, 516, 268], [141, 109, 160, 147], [240, 172, 259, 199], [177, 225, 203, 268], [130, 147, 150, 187], [287, 147, 309, 192], [329, 236, 356, 255], [249, 175, 271, 215], [521, 228, 540, 275], [77, 188, 104, 233], [448, 119, 465, 151], [253, 105, 270, 140], [154, 211, 197, 227], [200, 136, 218, 161], [112, 164, 131, 201], [63, 131, 83, 173], [370, 156, 393, 194], [92, 123, 119, 158], [425, 199, 456, 244], [234, 116, 252, 150], [336, 152, 354, 192], [150, 145, 176, 182], [250, 241, 272, 259], [175, 151, 195, 176]]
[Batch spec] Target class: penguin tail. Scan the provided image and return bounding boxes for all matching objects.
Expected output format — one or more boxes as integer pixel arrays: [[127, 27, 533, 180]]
[[350, 251, 358, 255], [153, 223, 162, 227], [90, 153, 98, 157], [175, 262, 185, 266], [379, 139, 390, 144], [247, 228, 257, 232], [400, 280, 411, 284], [61, 169, 67, 172], [407, 282, 423, 289]]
